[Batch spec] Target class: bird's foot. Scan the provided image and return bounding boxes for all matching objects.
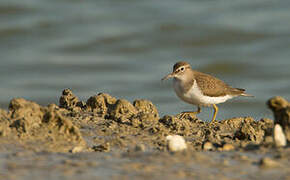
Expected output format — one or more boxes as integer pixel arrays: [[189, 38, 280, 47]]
[[209, 120, 217, 124], [177, 111, 199, 119]]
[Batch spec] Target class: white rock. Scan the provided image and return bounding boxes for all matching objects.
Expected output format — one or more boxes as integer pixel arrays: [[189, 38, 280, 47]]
[[274, 124, 286, 147], [203, 142, 214, 151], [70, 146, 83, 153], [166, 135, 187, 152]]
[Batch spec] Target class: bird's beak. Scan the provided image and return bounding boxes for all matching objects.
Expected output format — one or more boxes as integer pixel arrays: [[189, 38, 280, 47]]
[[161, 72, 175, 81]]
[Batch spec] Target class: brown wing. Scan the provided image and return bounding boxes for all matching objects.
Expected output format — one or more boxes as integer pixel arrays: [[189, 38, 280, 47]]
[[194, 71, 244, 97]]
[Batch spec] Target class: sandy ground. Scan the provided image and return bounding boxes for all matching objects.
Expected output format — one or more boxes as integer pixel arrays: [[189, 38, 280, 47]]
[[0, 89, 289, 180]]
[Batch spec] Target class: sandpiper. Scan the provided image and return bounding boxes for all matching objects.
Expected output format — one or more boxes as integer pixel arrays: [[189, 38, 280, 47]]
[[162, 61, 253, 123]]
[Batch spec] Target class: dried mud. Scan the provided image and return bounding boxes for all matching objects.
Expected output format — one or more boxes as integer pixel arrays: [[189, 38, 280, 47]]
[[0, 89, 289, 179]]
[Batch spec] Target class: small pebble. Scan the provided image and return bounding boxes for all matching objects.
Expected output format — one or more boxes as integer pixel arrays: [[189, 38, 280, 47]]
[[239, 155, 250, 161], [92, 143, 110, 152], [70, 146, 83, 153], [223, 159, 230, 166], [203, 142, 214, 151], [135, 144, 146, 152], [222, 144, 235, 151], [259, 157, 280, 168], [273, 124, 286, 147], [166, 135, 187, 152]]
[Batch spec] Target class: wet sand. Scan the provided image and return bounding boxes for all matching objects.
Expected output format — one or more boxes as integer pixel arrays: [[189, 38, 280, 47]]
[[0, 89, 289, 179]]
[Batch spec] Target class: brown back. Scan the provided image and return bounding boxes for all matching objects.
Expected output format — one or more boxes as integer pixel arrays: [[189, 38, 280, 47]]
[[194, 71, 245, 97]]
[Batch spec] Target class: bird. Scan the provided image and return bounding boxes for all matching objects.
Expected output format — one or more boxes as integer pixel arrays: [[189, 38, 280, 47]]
[[162, 61, 253, 123]]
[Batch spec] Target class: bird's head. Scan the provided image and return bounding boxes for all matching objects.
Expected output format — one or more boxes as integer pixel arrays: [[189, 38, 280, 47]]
[[162, 61, 191, 81]]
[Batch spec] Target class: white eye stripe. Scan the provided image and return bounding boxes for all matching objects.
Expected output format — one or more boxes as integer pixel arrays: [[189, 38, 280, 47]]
[[175, 66, 188, 73]]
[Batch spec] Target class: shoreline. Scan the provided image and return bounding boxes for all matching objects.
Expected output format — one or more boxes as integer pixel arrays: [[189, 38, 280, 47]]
[[0, 89, 289, 179]]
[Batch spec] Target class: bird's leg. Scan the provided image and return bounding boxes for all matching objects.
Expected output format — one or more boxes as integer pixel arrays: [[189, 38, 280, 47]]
[[210, 104, 218, 123], [179, 106, 201, 119]]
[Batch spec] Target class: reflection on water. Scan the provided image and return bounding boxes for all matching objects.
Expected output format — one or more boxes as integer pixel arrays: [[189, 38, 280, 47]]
[[0, 0, 290, 121]]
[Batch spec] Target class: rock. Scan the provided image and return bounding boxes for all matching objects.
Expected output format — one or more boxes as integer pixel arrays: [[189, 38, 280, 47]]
[[70, 146, 84, 153], [166, 135, 187, 152], [92, 143, 110, 152], [268, 96, 290, 141], [239, 155, 250, 161], [203, 142, 214, 151], [135, 144, 146, 152], [273, 124, 286, 147], [259, 157, 280, 168], [222, 144, 235, 151]]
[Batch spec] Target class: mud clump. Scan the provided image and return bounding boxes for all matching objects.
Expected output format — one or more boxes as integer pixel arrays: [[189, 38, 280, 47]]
[[85, 93, 159, 129], [9, 98, 45, 135], [59, 89, 85, 111], [133, 99, 159, 119], [109, 99, 138, 123], [232, 117, 267, 144], [42, 105, 84, 143], [158, 115, 200, 136], [86, 93, 117, 117], [1, 98, 85, 152], [268, 96, 290, 142], [0, 109, 10, 136]]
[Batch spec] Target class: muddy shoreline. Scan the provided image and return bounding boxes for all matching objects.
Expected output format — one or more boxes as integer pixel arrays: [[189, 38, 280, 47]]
[[0, 89, 289, 179]]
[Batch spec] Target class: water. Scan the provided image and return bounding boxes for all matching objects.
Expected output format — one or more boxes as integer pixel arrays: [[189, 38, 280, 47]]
[[1, 0, 290, 121]]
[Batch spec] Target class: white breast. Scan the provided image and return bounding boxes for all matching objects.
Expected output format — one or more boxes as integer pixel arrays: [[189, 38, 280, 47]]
[[173, 79, 233, 105]]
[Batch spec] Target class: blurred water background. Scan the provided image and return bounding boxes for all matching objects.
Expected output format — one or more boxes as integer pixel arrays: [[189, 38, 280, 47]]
[[1, 0, 290, 121]]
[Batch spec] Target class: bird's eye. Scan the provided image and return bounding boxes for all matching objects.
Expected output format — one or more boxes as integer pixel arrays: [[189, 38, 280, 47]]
[[181, 67, 184, 71]]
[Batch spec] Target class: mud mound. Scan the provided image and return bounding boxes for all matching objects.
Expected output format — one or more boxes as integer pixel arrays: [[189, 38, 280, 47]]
[[82, 91, 159, 128], [0, 89, 283, 153], [153, 116, 274, 150], [9, 98, 45, 135], [268, 96, 290, 141], [58, 89, 275, 151], [0, 98, 85, 152]]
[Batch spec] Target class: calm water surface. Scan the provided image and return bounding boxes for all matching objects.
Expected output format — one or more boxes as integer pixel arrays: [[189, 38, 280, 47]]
[[1, 0, 290, 121]]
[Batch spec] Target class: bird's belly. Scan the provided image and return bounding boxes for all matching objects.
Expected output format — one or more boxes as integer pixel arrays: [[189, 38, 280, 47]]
[[173, 81, 232, 105]]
